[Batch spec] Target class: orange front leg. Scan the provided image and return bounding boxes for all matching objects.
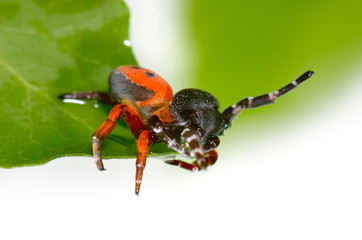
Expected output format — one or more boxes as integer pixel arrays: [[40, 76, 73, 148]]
[[135, 130, 151, 195], [92, 104, 145, 171]]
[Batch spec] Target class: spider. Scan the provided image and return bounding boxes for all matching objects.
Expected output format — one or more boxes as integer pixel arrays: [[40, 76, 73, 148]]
[[59, 66, 313, 194]]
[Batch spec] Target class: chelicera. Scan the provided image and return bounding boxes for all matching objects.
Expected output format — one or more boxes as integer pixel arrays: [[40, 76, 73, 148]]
[[59, 66, 313, 194]]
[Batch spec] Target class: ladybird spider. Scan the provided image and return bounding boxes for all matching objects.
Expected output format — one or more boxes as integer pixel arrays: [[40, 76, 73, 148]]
[[59, 66, 313, 195]]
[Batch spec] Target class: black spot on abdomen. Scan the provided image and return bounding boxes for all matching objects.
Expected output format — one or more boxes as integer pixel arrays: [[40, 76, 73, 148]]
[[145, 71, 156, 78]]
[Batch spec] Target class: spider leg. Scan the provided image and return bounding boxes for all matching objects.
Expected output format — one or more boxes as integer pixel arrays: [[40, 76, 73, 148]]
[[222, 71, 314, 129], [165, 150, 218, 171], [59, 91, 117, 105], [92, 104, 145, 170], [147, 115, 191, 157], [179, 128, 216, 170], [135, 130, 152, 195]]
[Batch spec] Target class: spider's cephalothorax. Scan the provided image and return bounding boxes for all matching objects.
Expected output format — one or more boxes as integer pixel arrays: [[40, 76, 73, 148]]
[[59, 66, 314, 194], [169, 88, 224, 148]]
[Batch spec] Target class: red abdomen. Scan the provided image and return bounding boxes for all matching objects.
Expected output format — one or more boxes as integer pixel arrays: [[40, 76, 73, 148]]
[[108, 66, 173, 112]]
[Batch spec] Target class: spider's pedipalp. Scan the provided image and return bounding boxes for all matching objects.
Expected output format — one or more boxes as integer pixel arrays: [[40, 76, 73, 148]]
[[147, 116, 191, 157], [181, 128, 203, 159]]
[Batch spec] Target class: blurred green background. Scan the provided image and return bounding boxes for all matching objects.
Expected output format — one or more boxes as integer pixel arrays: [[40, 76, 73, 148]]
[[189, 0, 362, 135]]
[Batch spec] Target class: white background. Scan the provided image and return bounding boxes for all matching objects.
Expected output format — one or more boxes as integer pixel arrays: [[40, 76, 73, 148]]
[[1, 1, 361, 239]]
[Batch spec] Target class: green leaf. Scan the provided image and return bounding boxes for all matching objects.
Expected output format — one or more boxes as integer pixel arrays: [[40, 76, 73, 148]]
[[0, 0, 169, 168], [190, 0, 362, 132]]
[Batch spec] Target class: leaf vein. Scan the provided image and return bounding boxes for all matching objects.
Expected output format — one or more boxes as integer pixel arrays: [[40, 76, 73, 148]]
[[0, 57, 94, 131]]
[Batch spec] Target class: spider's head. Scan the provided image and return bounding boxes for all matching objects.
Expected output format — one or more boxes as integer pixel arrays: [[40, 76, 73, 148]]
[[169, 88, 224, 150]]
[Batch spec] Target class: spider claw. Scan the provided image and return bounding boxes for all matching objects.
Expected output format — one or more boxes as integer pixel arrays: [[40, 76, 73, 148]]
[[164, 159, 200, 172], [94, 158, 105, 171], [135, 180, 142, 195], [164, 160, 174, 165], [58, 93, 69, 99], [304, 70, 314, 78]]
